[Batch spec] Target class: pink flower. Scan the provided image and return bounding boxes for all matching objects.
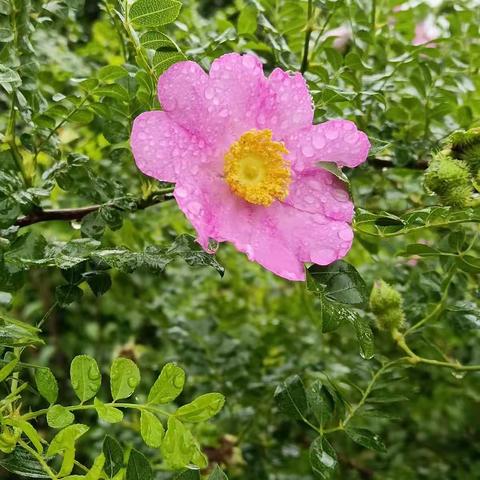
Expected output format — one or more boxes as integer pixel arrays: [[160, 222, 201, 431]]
[[130, 54, 370, 281], [413, 17, 440, 46], [323, 25, 352, 53]]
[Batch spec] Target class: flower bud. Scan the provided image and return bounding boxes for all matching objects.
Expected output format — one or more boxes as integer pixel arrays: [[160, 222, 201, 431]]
[[424, 151, 473, 207], [370, 280, 405, 331]]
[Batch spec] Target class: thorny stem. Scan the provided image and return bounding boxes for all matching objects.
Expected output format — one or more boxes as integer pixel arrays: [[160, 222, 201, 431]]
[[15, 188, 175, 228], [392, 329, 480, 372], [300, 0, 314, 74]]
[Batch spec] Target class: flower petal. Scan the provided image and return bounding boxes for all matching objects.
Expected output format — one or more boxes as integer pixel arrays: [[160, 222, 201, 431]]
[[284, 169, 354, 222], [157, 60, 225, 143], [286, 120, 370, 172], [265, 68, 314, 136], [265, 202, 354, 270], [131, 111, 201, 182], [174, 170, 254, 250], [208, 53, 272, 141]]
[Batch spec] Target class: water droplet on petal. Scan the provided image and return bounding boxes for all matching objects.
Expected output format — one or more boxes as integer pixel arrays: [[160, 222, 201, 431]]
[[188, 201, 202, 215], [302, 144, 314, 157], [338, 227, 353, 241], [325, 129, 338, 140], [204, 87, 214, 100], [312, 135, 326, 149]]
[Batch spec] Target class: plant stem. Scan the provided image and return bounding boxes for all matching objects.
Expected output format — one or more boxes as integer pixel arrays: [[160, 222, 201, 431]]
[[22, 401, 170, 422], [15, 188, 175, 228], [405, 267, 455, 335], [300, 0, 314, 74], [393, 329, 480, 372]]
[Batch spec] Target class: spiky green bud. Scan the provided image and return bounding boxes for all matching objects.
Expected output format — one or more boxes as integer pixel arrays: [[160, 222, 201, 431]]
[[424, 152, 473, 207], [370, 280, 405, 331], [448, 127, 480, 176]]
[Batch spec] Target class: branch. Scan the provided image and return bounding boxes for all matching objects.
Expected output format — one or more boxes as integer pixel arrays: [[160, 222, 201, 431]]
[[15, 190, 174, 228]]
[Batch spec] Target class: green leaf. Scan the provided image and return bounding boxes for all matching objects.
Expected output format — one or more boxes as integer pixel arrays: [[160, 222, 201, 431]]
[[148, 362, 185, 404], [85, 271, 112, 297], [103, 435, 123, 478], [140, 31, 175, 50], [70, 355, 101, 402], [161, 416, 196, 469], [140, 410, 165, 448], [0, 312, 42, 347], [152, 51, 186, 75], [5, 418, 43, 453], [129, 0, 182, 27], [94, 397, 124, 423], [175, 470, 201, 480], [56, 284, 83, 307], [126, 449, 152, 480], [0, 448, 49, 478], [110, 357, 141, 400], [98, 65, 129, 83], [350, 315, 375, 360], [175, 393, 225, 423], [0, 65, 21, 85], [448, 301, 480, 330], [310, 436, 337, 479], [46, 424, 89, 476], [47, 405, 75, 429], [35, 368, 58, 404], [237, 6, 257, 35], [209, 465, 228, 479], [307, 380, 334, 426], [344, 426, 387, 452], [317, 162, 349, 184], [85, 453, 105, 480], [307, 261, 368, 307], [274, 375, 308, 420], [0, 357, 18, 382]]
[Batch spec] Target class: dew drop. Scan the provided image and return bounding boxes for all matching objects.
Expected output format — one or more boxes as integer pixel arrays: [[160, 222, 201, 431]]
[[325, 129, 338, 140], [451, 370, 467, 379], [207, 238, 219, 254], [302, 144, 314, 157], [338, 227, 353, 241], [71, 221, 81, 230], [127, 376, 138, 388], [188, 201, 202, 215], [312, 135, 326, 149]]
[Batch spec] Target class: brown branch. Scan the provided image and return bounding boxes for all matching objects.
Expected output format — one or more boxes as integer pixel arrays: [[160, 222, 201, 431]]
[[15, 192, 174, 228]]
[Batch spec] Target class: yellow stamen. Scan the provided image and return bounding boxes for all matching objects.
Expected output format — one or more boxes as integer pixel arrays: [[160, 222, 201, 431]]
[[224, 129, 291, 206]]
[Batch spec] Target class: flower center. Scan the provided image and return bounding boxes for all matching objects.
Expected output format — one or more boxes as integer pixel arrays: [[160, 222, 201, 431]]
[[224, 129, 291, 206]]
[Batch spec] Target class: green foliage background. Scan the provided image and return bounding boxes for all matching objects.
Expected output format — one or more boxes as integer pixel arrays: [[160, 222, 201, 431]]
[[0, 0, 480, 479]]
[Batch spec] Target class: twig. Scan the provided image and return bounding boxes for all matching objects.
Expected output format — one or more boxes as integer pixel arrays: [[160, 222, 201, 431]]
[[15, 189, 174, 228], [300, 0, 314, 74]]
